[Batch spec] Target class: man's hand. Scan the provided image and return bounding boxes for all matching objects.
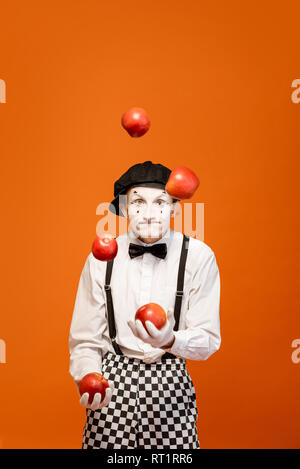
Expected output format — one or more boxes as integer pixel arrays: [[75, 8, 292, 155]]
[[77, 380, 115, 411], [128, 308, 175, 349]]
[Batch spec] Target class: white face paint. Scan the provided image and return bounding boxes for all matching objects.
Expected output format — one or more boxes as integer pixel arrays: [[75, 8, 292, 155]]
[[124, 186, 175, 243]]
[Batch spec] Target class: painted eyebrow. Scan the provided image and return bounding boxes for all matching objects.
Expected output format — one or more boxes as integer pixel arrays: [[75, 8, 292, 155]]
[[131, 190, 167, 199], [155, 192, 168, 199]]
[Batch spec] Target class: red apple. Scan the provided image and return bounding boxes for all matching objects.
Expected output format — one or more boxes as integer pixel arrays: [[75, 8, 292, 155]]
[[166, 166, 199, 200], [92, 234, 118, 261], [135, 302, 167, 332], [121, 107, 151, 137], [79, 372, 109, 404]]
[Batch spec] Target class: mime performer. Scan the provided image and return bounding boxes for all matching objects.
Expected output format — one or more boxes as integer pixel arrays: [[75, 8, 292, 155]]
[[69, 160, 221, 449]]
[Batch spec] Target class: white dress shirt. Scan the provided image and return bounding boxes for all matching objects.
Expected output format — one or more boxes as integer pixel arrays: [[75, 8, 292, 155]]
[[69, 228, 221, 383]]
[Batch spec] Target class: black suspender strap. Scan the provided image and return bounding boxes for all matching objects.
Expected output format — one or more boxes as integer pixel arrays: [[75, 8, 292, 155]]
[[173, 234, 190, 331], [104, 259, 123, 355], [163, 233, 190, 358]]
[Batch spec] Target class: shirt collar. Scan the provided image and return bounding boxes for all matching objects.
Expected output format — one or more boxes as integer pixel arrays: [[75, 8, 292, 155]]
[[127, 226, 173, 249]]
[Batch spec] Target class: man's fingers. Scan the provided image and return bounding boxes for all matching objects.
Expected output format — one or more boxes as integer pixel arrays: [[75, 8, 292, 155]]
[[128, 320, 139, 338], [99, 387, 113, 409], [167, 309, 175, 328], [80, 392, 89, 407], [79, 381, 114, 410], [91, 392, 102, 410], [145, 320, 160, 338], [129, 319, 146, 339], [90, 393, 102, 411], [136, 319, 150, 341], [129, 318, 154, 341], [127, 320, 135, 333], [100, 381, 115, 408]]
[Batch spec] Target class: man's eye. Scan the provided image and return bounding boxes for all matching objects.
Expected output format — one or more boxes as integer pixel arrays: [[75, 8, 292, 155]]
[[156, 199, 167, 205], [132, 199, 143, 204]]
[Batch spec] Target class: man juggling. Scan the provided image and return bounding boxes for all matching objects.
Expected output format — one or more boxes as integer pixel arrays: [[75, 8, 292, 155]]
[[69, 160, 221, 449]]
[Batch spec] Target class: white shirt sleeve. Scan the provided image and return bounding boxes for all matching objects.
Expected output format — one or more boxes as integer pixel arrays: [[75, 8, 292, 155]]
[[68, 254, 107, 383], [166, 249, 221, 361]]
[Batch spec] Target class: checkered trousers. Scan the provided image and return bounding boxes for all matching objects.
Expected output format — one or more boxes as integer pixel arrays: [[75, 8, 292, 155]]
[[82, 352, 200, 449]]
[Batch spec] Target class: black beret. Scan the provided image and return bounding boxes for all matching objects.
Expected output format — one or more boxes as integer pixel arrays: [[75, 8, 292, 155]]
[[109, 161, 172, 217]]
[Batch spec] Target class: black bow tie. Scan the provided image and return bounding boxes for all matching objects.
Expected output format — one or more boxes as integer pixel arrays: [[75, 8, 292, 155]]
[[128, 242, 167, 259]]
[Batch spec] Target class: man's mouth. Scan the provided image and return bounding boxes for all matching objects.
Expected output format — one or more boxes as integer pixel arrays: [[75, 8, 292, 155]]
[[139, 222, 161, 225]]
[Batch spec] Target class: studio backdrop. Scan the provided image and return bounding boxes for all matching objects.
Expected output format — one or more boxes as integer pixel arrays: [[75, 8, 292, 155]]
[[0, 0, 299, 449]]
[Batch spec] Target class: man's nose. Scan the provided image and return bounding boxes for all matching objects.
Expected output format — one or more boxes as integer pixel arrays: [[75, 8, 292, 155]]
[[143, 203, 158, 220]]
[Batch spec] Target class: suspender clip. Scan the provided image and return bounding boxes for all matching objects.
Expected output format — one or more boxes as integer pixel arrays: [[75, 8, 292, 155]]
[[176, 290, 184, 297], [104, 285, 111, 291]]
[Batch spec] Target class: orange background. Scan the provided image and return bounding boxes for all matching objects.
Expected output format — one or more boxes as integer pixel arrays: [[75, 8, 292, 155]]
[[0, 0, 299, 449]]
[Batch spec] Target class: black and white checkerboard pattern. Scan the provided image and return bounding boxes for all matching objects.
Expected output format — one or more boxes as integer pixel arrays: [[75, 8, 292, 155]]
[[81, 352, 200, 449]]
